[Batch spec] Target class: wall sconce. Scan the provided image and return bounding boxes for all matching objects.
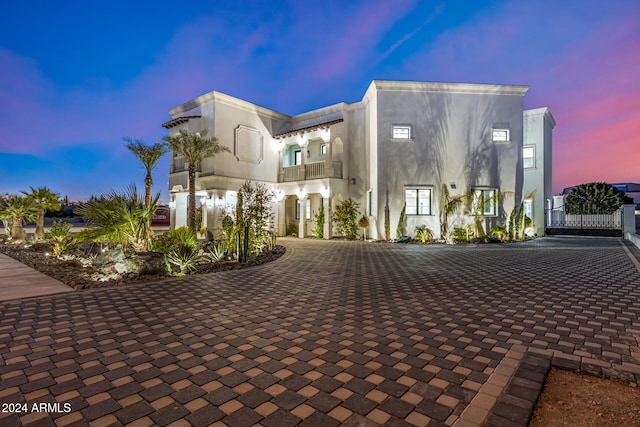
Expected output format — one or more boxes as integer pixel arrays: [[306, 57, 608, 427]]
[[320, 187, 330, 199], [296, 188, 307, 200], [205, 198, 214, 208], [273, 190, 285, 202]]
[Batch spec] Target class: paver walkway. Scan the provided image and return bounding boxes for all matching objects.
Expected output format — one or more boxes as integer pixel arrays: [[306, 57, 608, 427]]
[[1, 236, 639, 426], [0, 253, 72, 301]]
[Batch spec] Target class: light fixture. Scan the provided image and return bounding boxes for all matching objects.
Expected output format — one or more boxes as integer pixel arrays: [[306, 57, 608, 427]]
[[320, 187, 330, 198]]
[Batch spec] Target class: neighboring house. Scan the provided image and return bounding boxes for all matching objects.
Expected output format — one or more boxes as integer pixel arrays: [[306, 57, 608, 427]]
[[163, 80, 555, 240]]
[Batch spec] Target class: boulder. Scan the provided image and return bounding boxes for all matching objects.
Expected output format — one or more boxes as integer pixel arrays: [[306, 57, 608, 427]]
[[121, 252, 166, 275], [93, 248, 125, 267]]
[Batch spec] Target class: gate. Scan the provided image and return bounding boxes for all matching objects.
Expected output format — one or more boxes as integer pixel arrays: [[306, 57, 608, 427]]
[[545, 208, 623, 236]]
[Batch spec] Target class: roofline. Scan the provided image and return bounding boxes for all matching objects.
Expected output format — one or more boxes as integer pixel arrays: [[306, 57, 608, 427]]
[[524, 107, 557, 128], [371, 80, 530, 96], [274, 119, 344, 138], [167, 90, 290, 120]]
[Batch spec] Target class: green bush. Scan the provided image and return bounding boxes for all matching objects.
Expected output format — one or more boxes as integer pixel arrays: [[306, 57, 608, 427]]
[[46, 220, 74, 255], [152, 227, 201, 275], [452, 226, 473, 242], [490, 225, 508, 241], [332, 198, 360, 240], [312, 204, 324, 238], [415, 225, 433, 243]]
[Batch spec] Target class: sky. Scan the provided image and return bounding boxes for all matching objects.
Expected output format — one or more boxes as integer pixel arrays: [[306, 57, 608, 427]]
[[1, 0, 638, 202]]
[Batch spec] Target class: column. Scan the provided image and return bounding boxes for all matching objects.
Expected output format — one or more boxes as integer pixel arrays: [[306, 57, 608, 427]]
[[298, 196, 307, 238], [323, 196, 332, 239], [174, 193, 188, 229]]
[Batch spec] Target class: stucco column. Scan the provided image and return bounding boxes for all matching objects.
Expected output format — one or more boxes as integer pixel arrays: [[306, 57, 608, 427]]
[[173, 193, 188, 230], [323, 197, 332, 239], [298, 196, 307, 238], [623, 204, 636, 235]]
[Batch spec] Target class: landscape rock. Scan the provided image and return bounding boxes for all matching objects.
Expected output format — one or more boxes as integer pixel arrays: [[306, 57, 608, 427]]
[[93, 248, 125, 267]]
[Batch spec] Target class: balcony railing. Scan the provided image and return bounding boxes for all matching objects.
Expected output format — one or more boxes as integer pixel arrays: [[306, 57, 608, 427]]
[[281, 161, 343, 182]]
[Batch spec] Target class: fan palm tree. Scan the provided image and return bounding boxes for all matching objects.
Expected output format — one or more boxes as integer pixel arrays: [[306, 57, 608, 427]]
[[76, 184, 160, 252], [0, 196, 39, 241], [21, 186, 60, 239], [163, 130, 229, 234], [124, 138, 167, 208]]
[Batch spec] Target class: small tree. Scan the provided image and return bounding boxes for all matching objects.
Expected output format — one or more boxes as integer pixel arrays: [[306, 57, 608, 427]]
[[439, 184, 464, 241], [358, 215, 370, 240], [565, 182, 627, 214], [22, 186, 60, 240], [395, 204, 406, 239], [313, 203, 325, 238], [333, 198, 360, 240], [0, 195, 39, 241]]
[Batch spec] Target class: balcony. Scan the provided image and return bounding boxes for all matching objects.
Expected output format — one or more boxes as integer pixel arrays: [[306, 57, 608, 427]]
[[281, 161, 343, 182]]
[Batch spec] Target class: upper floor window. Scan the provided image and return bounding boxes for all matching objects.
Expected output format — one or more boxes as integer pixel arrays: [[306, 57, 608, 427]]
[[523, 145, 535, 169], [392, 125, 412, 140], [492, 129, 510, 143], [405, 187, 432, 215], [294, 150, 302, 165], [471, 189, 497, 216], [320, 144, 326, 156]]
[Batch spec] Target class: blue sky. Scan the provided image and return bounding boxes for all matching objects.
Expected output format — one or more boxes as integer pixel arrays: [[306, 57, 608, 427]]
[[1, 0, 639, 202]]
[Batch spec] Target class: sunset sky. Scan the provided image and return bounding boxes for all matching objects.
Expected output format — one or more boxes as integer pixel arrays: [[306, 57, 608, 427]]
[[1, 0, 638, 202]]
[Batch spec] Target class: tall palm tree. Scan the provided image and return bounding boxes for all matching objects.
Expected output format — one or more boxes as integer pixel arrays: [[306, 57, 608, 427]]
[[124, 138, 167, 208], [22, 186, 60, 239], [163, 130, 229, 234], [0, 196, 39, 241]]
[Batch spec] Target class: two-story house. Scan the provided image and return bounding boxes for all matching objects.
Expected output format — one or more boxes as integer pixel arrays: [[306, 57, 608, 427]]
[[162, 80, 555, 240]]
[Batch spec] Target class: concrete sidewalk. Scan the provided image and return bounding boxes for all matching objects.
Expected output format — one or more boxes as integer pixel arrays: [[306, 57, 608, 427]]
[[0, 252, 72, 301]]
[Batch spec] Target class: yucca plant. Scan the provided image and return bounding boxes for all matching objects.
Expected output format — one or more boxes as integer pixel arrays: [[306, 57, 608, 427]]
[[76, 184, 160, 252], [490, 225, 508, 241]]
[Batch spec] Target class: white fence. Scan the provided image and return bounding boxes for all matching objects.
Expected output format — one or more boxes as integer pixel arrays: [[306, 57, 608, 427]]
[[548, 209, 622, 229]]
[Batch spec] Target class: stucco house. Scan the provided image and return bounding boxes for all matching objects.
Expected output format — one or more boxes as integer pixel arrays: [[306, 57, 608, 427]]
[[163, 80, 555, 240]]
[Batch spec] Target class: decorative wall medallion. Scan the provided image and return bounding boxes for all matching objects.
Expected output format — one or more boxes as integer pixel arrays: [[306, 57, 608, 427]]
[[234, 125, 263, 164]]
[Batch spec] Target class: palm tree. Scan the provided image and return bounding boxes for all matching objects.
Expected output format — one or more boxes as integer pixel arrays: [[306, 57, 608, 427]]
[[163, 130, 229, 234], [0, 196, 39, 241], [76, 184, 160, 252], [22, 186, 60, 239], [439, 184, 464, 241], [124, 138, 167, 208]]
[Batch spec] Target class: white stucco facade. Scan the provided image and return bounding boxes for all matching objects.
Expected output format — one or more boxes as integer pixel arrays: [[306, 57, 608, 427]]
[[164, 80, 555, 240]]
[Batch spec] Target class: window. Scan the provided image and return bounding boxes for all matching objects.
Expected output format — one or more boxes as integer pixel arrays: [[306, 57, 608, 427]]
[[366, 190, 372, 216], [492, 129, 510, 143], [294, 150, 302, 165], [320, 144, 326, 156], [523, 146, 535, 169], [296, 199, 311, 220], [392, 125, 412, 140], [523, 199, 533, 220], [405, 187, 432, 215], [472, 189, 497, 216]]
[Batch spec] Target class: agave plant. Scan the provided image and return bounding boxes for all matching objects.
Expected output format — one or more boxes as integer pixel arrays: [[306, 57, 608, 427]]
[[76, 184, 160, 252], [151, 227, 202, 275], [46, 220, 74, 255]]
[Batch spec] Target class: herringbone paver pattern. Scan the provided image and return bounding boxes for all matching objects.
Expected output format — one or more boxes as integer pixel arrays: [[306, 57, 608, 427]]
[[1, 236, 639, 426]]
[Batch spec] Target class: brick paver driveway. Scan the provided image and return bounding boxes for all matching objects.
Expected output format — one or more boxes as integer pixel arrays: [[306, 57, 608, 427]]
[[1, 236, 640, 426]]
